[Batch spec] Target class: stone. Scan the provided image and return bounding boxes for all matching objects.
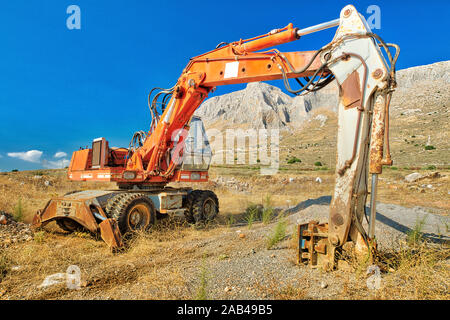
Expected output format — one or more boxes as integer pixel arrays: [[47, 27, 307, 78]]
[[404, 172, 423, 183]]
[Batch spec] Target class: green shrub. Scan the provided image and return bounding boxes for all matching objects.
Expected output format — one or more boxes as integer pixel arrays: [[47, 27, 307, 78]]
[[407, 216, 426, 246], [13, 198, 24, 222], [314, 161, 323, 167], [226, 214, 235, 228], [244, 204, 261, 229], [34, 231, 46, 243], [287, 157, 301, 164], [262, 195, 274, 224], [424, 145, 436, 150], [195, 257, 209, 300], [425, 165, 436, 170], [266, 216, 288, 249]]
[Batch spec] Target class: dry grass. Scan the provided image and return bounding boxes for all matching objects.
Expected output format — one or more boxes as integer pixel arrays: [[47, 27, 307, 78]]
[[374, 243, 450, 299], [0, 165, 448, 300], [0, 170, 113, 223], [253, 276, 307, 299]]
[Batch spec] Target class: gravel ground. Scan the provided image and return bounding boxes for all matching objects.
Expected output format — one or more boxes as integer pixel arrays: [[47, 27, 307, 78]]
[[0, 212, 33, 248], [1, 199, 448, 300], [287, 199, 450, 249], [181, 198, 449, 299]]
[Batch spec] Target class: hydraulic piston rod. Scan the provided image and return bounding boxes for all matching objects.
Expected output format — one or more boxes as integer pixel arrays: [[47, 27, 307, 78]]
[[297, 18, 340, 37], [369, 174, 378, 238]]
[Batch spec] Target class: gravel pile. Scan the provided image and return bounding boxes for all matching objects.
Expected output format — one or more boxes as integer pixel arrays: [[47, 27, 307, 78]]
[[0, 211, 33, 248]]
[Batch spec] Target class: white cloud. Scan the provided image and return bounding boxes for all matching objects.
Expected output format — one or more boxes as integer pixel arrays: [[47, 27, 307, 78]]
[[7, 150, 43, 163], [54, 151, 67, 159], [42, 159, 71, 169]]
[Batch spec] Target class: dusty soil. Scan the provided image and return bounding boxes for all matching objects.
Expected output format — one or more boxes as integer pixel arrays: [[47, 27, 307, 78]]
[[0, 197, 448, 300], [0, 168, 448, 300]]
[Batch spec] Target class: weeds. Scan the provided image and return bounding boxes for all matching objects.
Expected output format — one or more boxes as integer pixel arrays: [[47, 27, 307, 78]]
[[13, 198, 23, 222], [195, 257, 209, 300], [33, 231, 46, 243], [266, 215, 288, 249], [244, 204, 261, 229], [261, 195, 274, 224], [225, 214, 235, 228], [407, 216, 426, 246], [376, 243, 450, 299]]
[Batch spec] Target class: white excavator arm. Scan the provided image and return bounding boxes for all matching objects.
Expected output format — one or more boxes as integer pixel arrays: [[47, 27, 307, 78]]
[[297, 5, 399, 270]]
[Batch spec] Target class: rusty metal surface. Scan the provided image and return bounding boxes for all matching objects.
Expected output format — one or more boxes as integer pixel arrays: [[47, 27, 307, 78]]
[[99, 218, 123, 250], [369, 93, 387, 174], [339, 69, 361, 109], [32, 198, 99, 233], [297, 221, 334, 270]]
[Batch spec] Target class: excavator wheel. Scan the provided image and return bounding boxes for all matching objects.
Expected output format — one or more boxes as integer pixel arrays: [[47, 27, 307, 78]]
[[56, 218, 82, 233], [106, 193, 156, 235], [184, 190, 203, 223], [189, 190, 219, 223]]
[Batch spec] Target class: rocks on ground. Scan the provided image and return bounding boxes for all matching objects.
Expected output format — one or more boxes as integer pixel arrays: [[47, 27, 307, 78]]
[[0, 211, 33, 248], [212, 176, 250, 192]]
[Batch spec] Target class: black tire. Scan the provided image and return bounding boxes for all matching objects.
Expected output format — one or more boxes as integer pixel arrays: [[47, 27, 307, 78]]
[[184, 190, 203, 223], [56, 218, 82, 233], [106, 193, 156, 234], [190, 190, 219, 223]]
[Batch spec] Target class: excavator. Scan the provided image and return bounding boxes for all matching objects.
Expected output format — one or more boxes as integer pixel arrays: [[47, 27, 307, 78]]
[[32, 5, 399, 270]]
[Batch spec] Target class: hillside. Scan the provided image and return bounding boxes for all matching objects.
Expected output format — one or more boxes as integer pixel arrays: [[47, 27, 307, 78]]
[[195, 61, 450, 168]]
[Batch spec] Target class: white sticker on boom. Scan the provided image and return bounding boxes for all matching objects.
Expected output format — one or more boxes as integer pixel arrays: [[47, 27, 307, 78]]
[[224, 61, 239, 78]]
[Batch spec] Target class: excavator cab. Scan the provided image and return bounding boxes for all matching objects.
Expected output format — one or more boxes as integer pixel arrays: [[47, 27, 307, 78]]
[[178, 116, 213, 172]]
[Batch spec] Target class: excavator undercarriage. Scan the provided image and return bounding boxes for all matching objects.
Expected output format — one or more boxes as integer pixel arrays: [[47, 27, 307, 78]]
[[32, 5, 398, 270]]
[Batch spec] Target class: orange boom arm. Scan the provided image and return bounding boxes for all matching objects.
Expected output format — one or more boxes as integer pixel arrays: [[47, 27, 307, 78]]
[[127, 23, 327, 181]]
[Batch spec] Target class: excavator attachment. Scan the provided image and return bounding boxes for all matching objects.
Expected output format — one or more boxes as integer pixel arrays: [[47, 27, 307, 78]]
[[31, 190, 124, 250], [99, 218, 123, 250], [294, 5, 398, 270], [32, 188, 219, 249]]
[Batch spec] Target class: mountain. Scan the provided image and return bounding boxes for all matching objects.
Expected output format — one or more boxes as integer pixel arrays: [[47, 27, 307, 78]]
[[195, 61, 449, 130], [195, 81, 338, 130], [194, 61, 450, 167]]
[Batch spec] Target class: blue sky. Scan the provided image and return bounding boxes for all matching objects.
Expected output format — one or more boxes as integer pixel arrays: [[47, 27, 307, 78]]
[[0, 0, 448, 171]]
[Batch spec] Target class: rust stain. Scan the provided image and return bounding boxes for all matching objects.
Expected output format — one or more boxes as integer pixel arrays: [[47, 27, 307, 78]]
[[339, 70, 361, 109]]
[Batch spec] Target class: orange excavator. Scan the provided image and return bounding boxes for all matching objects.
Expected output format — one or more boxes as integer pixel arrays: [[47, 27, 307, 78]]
[[32, 5, 398, 270]]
